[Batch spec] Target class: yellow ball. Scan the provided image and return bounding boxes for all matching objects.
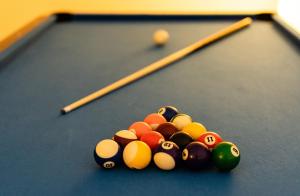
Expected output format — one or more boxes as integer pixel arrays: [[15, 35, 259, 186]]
[[171, 114, 193, 130], [123, 141, 151, 169], [153, 29, 170, 46], [182, 122, 207, 140]]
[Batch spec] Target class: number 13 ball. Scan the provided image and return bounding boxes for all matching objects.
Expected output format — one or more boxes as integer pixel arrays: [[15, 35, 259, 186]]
[[212, 141, 240, 171], [94, 139, 122, 169]]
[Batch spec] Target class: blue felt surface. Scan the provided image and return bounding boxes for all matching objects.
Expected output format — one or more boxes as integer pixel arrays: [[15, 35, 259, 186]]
[[0, 17, 300, 196]]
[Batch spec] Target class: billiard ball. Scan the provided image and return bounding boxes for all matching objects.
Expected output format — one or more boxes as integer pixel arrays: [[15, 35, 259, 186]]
[[128, 121, 152, 139], [170, 114, 192, 130], [153, 29, 170, 46], [123, 141, 152, 169], [169, 131, 193, 150], [182, 142, 211, 169], [140, 131, 165, 151], [197, 131, 223, 149], [212, 141, 240, 171], [157, 106, 179, 121], [182, 122, 207, 140], [94, 139, 122, 169], [144, 113, 167, 130], [113, 130, 137, 148], [156, 122, 179, 140], [153, 141, 181, 170]]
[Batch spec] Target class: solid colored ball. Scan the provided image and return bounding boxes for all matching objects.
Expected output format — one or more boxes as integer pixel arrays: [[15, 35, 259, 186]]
[[158, 106, 179, 121], [113, 130, 137, 148], [94, 139, 122, 169], [156, 122, 179, 140], [212, 141, 240, 171], [182, 122, 207, 140], [144, 113, 167, 130], [140, 131, 165, 151], [170, 114, 192, 130], [197, 131, 223, 149], [153, 141, 181, 170], [182, 142, 211, 170], [128, 121, 152, 139], [123, 141, 152, 169], [153, 29, 170, 46], [169, 131, 193, 150]]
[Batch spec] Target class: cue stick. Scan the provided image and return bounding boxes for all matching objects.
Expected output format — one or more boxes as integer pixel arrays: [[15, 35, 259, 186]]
[[62, 17, 252, 114]]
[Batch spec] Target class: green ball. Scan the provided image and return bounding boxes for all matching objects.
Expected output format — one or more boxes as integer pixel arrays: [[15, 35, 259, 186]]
[[212, 141, 240, 171]]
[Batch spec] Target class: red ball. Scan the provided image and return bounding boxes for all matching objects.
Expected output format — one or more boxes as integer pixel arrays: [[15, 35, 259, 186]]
[[140, 131, 165, 151], [197, 131, 223, 149]]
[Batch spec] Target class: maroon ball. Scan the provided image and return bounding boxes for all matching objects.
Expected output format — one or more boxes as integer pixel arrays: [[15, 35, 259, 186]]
[[182, 142, 211, 169], [156, 122, 179, 140]]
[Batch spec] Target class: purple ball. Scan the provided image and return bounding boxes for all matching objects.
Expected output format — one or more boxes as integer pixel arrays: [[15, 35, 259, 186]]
[[182, 142, 211, 169], [153, 141, 181, 170]]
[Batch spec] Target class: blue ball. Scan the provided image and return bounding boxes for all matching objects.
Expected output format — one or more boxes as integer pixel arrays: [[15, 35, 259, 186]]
[[94, 139, 122, 169], [158, 106, 179, 121]]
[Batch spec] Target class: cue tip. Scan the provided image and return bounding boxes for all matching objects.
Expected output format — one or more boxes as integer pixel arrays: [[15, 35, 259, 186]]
[[243, 17, 253, 25], [61, 106, 71, 114]]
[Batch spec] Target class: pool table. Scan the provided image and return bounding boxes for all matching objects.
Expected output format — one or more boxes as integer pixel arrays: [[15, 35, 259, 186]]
[[0, 14, 299, 196]]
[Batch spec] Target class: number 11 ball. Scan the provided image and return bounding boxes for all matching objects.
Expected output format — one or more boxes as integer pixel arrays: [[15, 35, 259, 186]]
[[212, 141, 240, 171], [197, 131, 223, 149], [94, 139, 122, 169]]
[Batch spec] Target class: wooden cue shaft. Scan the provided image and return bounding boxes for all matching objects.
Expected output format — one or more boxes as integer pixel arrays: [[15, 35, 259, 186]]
[[62, 17, 252, 114]]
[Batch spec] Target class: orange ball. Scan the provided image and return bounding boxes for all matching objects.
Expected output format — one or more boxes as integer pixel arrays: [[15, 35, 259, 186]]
[[140, 131, 165, 151], [129, 121, 152, 139], [144, 113, 167, 130]]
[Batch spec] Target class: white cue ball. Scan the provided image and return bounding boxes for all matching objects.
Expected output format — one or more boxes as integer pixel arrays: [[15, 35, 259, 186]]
[[153, 29, 170, 46]]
